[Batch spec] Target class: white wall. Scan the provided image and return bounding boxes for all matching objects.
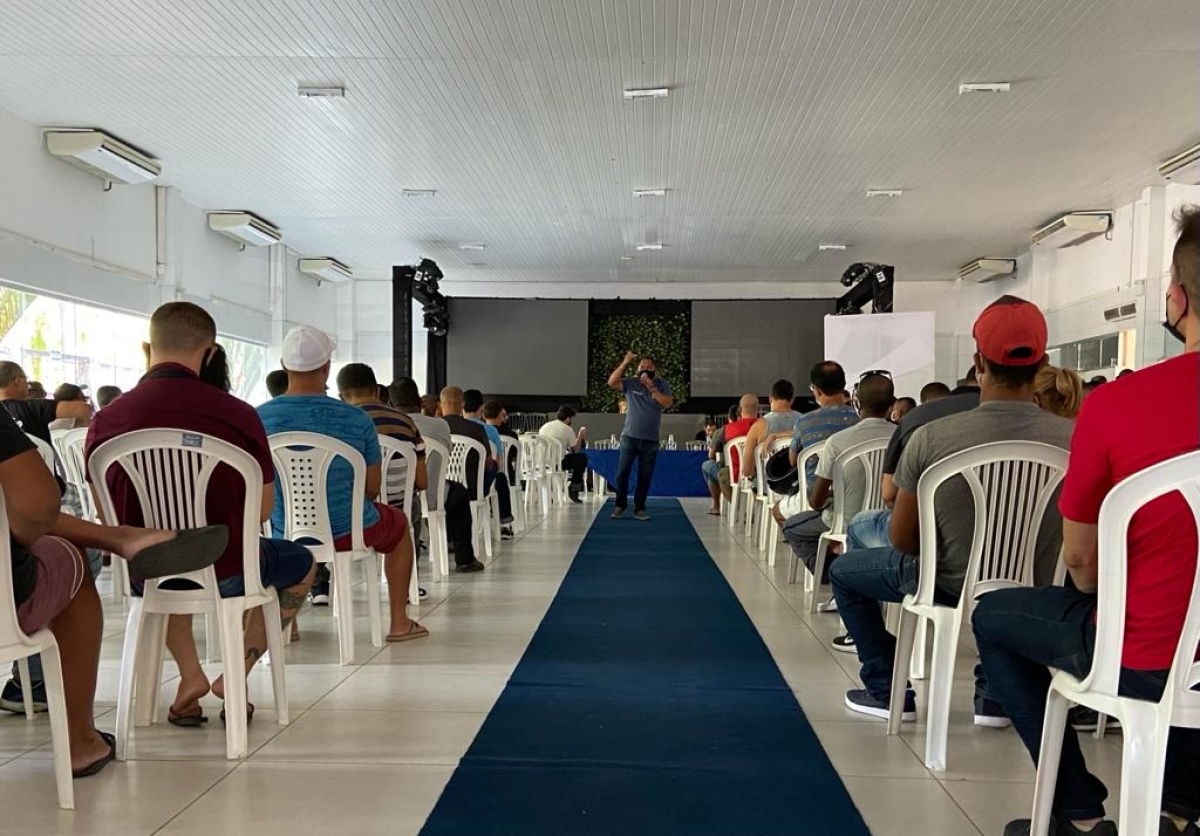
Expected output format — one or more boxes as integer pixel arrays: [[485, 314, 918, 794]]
[[0, 107, 338, 357]]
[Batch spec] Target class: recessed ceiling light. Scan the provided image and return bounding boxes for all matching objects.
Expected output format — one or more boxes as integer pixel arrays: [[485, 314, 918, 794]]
[[633, 188, 667, 197], [818, 244, 848, 252], [459, 243, 486, 251], [401, 189, 437, 198], [298, 85, 345, 98], [620, 255, 635, 261], [623, 87, 670, 100], [866, 189, 903, 198], [636, 243, 664, 251], [958, 82, 1011, 95]]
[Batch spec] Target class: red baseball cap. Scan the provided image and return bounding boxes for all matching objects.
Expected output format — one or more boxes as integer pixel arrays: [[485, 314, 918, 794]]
[[972, 295, 1048, 366]]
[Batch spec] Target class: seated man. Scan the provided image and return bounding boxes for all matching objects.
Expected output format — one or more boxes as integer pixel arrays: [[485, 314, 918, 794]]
[[88, 302, 316, 723], [389, 378, 483, 573], [442, 387, 511, 539], [889, 396, 916, 423], [831, 297, 1071, 725], [50, 384, 91, 432], [258, 326, 424, 643], [695, 417, 717, 444], [0, 363, 91, 443], [95, 385, 122, 409], [715, 394, 761, 505], [788, 362, 859, 484], [741, 379, 801, 479], [919, 381, 951, 404], [701, 406, 739, 515], [462, 389, 514, 537], [775, 373, 895, 589], [264, 370, 288, 399], [336, 363, 428, 505], [976, 208, 1200, 836], [538, 405, 588, 503], [1, 405, 226, 775]]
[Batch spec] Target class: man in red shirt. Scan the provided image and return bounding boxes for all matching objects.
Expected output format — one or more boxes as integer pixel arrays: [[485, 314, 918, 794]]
[[714, 393, 760, 505], [975, 207, 1200, 836], [88, 302, 316, 725]]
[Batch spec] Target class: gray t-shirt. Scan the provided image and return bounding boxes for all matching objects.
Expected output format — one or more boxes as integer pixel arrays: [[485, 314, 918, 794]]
[[764, 410, 802, 435], [894, 401, 1073, 597], [814, 417, 896, 527], [407, 413, 452, 508], [621, 376, 672, 441]]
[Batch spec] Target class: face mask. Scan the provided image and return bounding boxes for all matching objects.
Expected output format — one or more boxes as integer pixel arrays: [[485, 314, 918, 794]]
[[1163, 292, 1189, 344], [640, 369, 656, 380]]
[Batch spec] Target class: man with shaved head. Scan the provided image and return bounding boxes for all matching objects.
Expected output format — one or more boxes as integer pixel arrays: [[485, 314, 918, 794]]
[[440, 385, 496, 520], [712, 393, 761, 508]]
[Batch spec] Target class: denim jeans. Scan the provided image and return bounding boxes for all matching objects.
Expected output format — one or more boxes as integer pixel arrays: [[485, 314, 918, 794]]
[[483, 468, 514, 524], [614, 435, 660, 511], [847, 508, 893, 552], [830, 547, 977, 701], [973, 586, 1200, 822], [782, 510, 829, 579], [700, 459, 720, 486]]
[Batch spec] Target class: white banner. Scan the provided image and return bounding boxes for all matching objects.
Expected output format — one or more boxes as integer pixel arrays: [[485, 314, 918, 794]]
[[823, 312, 936, 401]]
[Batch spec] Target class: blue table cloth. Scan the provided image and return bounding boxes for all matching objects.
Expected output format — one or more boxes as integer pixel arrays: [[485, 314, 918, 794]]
[[586, 449, 710, 498]]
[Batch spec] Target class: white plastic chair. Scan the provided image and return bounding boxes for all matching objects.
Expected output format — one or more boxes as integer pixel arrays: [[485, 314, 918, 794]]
[[449, 435, 493, 560], [269, 432, 383, 666], [518, 435, 544, 515], [418, 438, 451, 580], [0, 489, 74, 808], [378, 436, 420, 606], [885, 441, 1069, 771], [783, 441, 827, 581], [803, 437, 890, 612], [755, 438, 792, 557], [89, 429, 289, 761], [1028, 450, 1200, 835], [540, 435, 570, 507], [724, 438, 748, 532], [502, 436, 526, 532]]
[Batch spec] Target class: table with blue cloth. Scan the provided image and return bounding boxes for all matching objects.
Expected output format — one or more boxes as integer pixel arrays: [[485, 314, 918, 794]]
[[585, 449, 710, 498]]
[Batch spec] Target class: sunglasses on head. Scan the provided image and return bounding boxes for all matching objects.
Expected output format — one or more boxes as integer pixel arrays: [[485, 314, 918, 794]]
[[858, 369, 892, 381]]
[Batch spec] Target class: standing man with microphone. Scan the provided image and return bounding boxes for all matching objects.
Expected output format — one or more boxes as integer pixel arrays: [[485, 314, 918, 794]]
[[608, 350, 674, 521]]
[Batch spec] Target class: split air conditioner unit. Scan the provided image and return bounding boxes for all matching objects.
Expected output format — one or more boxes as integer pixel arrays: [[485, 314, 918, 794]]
[[207, 212, 282, 247], [1030, 212, 1112, 248], [1159, 143, 1200, 185], [958, 258, 1016, 283], [298, 257, 353, 284], [44, 129, 161, 184], [1103, 303, 1138, 323]]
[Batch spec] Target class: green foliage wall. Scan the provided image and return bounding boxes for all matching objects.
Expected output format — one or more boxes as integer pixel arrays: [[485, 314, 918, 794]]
[[584, 313, 689, 412]]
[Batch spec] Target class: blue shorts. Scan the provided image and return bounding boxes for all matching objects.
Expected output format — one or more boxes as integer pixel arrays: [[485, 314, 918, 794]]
[[135, 538, 313, 598]]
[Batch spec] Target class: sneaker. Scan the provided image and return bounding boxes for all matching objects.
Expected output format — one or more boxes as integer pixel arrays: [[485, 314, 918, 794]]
[[973, 696, 1013, 729], [1069, 706, 1121, 733], [831, 634, 857, 653], [1003, 817, 1118, 836], [310, 582, 331, 606], [611, 506, 626, 519], [456, 560, 486, 573], [816, 596, 839, 613], [845, 688, 915, 722], [0, 678, 47, 714], [634, 510, 650, 522], [500, 527, 514, 541]]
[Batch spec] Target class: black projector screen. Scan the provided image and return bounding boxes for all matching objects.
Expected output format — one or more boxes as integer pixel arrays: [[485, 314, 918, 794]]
[[691, 300, 836, 396], [446, 298, 589, 394]]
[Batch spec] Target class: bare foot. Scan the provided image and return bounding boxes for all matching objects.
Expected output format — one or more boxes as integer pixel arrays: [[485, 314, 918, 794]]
[[290, 620, 300, 641], [112, 526, 176, 561], [70, 730, 112, 772], [170, 674, 210, 716], [210, 675, 225, 701]]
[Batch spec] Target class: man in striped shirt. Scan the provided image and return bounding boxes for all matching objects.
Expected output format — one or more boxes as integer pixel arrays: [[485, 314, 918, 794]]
[[788, 361, 859, 484], [336, 364, 428, 505]]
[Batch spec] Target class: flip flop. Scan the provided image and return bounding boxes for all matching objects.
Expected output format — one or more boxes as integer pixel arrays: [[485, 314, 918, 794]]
[[73, 730, 116, 778], [707, 509, 721, 516], [127, 526, 230, 580], [167, 706, 208, 727], [386, 622, 429, 643], [219, 702, 254, 725]]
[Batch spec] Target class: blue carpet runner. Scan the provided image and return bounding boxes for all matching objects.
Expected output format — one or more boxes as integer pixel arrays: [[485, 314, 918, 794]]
[[419, 499, 871, 836]]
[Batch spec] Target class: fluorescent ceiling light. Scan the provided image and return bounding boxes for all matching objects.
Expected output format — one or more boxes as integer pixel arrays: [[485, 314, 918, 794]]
[[401, 189, 437, 198], [633, 188, 667, 197], [958, 82, 1011, 95], [636, 244, 664, 251], [623, 87, 670, 100], [298, 85, 345, 98], [459, 243, 486, 251], [298, 257, 353, 284], [866, 189, 903, 198], [44, 129, 161, 185], [619, 255, 635, 261], [207, 212, 282, 247], [818, 244, 847, 252]]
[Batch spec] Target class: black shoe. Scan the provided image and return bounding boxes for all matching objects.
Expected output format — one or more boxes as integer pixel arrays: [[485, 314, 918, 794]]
[[611, 506, 626, 519], [831, 634, 856, 654], [310, 582, 330, 606], [973, 696, 1012, 729], [0, 678, 47, 714], [1069, 706, 1121, 733], [569, 492, 583, 504], [844, 688, 916, 722], [1003, 817, 1118, 836], [634, 510, 650, 522], [456, 560, 486, 573], [500, 527, 514, 541]]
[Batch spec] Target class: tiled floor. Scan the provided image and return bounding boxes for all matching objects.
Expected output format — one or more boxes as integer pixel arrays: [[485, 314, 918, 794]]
[[0, 497, 1128, 835]]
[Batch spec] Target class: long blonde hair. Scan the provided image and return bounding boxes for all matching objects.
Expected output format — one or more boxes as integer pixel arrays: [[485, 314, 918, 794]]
[[1034, 365, 1084, 420]]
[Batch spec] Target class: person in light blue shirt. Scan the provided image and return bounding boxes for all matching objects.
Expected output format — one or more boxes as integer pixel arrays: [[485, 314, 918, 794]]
[[463, 389, 502, 460], [607, 350, 674, 520], [789, 361, 859, 484]]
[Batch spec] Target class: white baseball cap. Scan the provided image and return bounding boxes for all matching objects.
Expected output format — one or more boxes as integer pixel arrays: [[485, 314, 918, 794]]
[[281, 326, 336, 372]]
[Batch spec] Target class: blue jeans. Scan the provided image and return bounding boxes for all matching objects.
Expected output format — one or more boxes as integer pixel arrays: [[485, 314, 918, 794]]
[[973, 586, 1200, 822], [701, 459, 720, 486], [847, 508, 893, 552], [830, 547, 981, 701], [614, 435, 660, 512]]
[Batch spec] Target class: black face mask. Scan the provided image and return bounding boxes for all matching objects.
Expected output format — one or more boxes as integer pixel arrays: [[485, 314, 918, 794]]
[[1164, 292, 1189, 344], [640, 369, 656, 380]]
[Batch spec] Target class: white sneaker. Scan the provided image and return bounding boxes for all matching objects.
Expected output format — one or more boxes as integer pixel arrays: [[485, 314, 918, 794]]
[[816, 596, 839, 613]]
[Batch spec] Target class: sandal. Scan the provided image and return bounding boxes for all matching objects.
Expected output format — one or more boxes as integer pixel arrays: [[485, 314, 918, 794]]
[[707, 508, 721, 516], [167, 706, 208, 727], [386, 622, 429, 643], [127, 526, 230, 580], [73, 730, 116, 778], [219, 702, 254, 725]]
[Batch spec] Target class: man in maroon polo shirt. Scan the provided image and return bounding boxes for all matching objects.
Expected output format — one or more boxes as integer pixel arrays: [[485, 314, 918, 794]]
[[87, 302, 316, 725]]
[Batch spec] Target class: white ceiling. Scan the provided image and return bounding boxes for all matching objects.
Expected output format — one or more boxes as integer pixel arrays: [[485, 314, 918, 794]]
[[0, 0, 1197, 289]]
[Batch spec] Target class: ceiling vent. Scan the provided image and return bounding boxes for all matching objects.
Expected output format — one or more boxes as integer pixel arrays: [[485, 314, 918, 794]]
[[207, 212, 282, 247], [958, 258, 1016, 283], [298, 257, 353, 284], [1030, 212, 1112, 248], [1159, 143, 1200, 185], [44, 129, 161, 184], [1103, 303, 1138, 323]]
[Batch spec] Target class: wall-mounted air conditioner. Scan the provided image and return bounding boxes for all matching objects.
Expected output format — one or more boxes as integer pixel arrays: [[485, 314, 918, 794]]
[[1103, 303, 1137, 323], [1030, 212, 1112, 248], [298, 257, 353, 284], [207, 212, 282, 247], [958, 258, 1016, 283], [44, 129, 161, 184], [1159, 143, 1200, 185]]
